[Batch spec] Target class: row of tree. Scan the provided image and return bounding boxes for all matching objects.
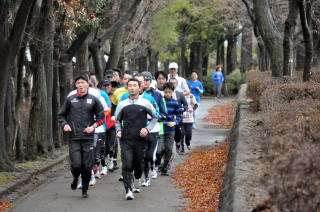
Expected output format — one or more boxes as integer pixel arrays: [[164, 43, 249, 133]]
[[0, 0, 319, 171]]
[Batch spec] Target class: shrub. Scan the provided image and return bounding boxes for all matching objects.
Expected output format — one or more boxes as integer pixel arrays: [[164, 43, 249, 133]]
[[259, 99, 320, 211], [202, 75, 214, 95], [225, 69, 247, 95], [259, 82, 320, 111]]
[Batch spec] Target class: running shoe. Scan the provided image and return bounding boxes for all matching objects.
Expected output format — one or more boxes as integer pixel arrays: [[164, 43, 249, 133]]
[[187, 145, 191, 150], [82, 190, 89, 198], [95, 170, 101, 179], [118, 175, 123, 181], [77, 178, 83, 189], [108, 158, 114, 171], [132, 179, 141, 193], [89, 174, 96, 186], [150, 168, 158, 179], [71, 178, 78, 190], [161, 169, 169, 176], [101, 166, 108, 176], [125, 189, 134, 200], [142, 178, 151, 187], [113, 159, 119, 170]]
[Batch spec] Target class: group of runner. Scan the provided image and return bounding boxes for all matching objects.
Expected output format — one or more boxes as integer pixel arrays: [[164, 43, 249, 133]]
[[57, 62, 204, 200]]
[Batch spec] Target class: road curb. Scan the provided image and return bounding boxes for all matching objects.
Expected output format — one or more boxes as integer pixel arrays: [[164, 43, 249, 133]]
[[0, 154, 68, 198], [218, 84, 253, 212]]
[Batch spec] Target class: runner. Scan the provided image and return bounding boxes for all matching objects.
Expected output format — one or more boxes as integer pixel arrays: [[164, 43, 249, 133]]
[[188, 71, 204, 128], [161, 82, 182, 176], [180, 93, 198, 153], [141, 71, 167, 181], [88, 75, 111, 181], [115, 78, 157, 200], [58, 74, 105, 198], [101, 79, 120, 173], [167, 62, 190, 95], [169, 78, 188, 153]]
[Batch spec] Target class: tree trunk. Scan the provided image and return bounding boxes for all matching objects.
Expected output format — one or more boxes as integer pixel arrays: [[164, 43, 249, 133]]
[[43, 0, 54, 153], [298, 0, 313, 82], [106, 0, 128, 71], [202, 54, 209, 76], [0, 0, 35, 171], [190, 42, 203, 78], [227, 35, 237, 74], [253, 0, 283, 77], [283, 0, 299, 76], [139, 56, 148, 72], [148, 48, 159, 75], [240, 24, 253, 73], [89, 42, 105, 80], [74, 39, 89, 77], [27, 0, 52, 158], [118, 53, 125, 72]]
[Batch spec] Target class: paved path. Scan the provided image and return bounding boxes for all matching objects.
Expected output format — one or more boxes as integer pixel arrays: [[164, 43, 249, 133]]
[[9, 97, 234, 212]]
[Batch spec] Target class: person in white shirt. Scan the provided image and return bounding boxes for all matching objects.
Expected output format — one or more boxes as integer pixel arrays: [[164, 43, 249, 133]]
[[167, 62, 190, 96]]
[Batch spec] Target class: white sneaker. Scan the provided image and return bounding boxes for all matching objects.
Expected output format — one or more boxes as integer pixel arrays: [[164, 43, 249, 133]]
[[132, 179, 141, 193], [125, 189, 134, 200], [151, 168, 158, 179], [89, 174, 96, 186], [95, 170, 101, 179], [77, 179, 82, 189], [108, 158, 114, 171], [141, 178, 151, 187], [101, 166, 107, 176]]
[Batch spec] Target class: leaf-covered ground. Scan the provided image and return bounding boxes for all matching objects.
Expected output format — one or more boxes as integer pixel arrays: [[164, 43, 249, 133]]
[[0, 201, 12, 212], [203, 102, 236, 129], [172, 140, 229, 211], [173, 103, 235, 211]]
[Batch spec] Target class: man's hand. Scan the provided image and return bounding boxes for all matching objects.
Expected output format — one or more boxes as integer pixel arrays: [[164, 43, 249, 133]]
[[140, 128, 149, 137], [196, 86, 200, 90], [110, 116, 116, 122], [63, 124, 72, 132], [188, 108, 194, 112], [168, 122, 176, 127], [116, 131, 122, 138], [83, 126, 95, 134], [183, 90, 190, 96]]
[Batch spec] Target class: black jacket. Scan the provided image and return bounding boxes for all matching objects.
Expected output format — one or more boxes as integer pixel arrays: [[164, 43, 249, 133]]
[[58, 92, 104, 140]]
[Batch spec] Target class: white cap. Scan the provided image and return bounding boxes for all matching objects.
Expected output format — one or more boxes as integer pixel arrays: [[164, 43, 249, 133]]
[[169, 62, 178, 69]]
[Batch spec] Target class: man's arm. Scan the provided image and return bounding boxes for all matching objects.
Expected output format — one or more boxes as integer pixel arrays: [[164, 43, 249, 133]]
[[57, 97, 70, 128]]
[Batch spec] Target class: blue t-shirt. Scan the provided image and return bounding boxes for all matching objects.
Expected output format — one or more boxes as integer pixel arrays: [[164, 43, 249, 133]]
[[188, 80, 204, 103], [212, 72, 224, 85]]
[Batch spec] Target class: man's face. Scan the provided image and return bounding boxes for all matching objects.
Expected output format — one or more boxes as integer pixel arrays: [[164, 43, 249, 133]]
[[169, 79, 178, 89], [113, 72, 120, 82], [122, 74, 132, 85], [144, 79, 152, 90], [75, 79, 89, 94], [156, 75, 166, 89], [191, 72, 198, 81], [102, 84, 112, 94], [127, 80, 140, 96], [134, 76, 145, 92], [169, 68, 178, 76], [164, 88, 173, 99]]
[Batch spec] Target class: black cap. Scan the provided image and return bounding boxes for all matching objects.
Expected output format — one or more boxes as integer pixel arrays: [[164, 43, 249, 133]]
[[104, 69, 115, 78], [102, 79, 111, 85], [74, 73, 89, 83]]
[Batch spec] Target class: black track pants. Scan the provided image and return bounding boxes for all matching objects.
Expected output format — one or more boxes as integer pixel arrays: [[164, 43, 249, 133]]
[[69, 139, 94, 191], [144, 132, 158, 178], [120, 139, 147, 192]]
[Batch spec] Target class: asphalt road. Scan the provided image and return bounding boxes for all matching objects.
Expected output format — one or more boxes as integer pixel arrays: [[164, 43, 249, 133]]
[[9, 97, 234, 212]]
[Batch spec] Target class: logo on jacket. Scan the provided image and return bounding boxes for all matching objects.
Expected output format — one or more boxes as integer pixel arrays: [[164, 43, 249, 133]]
[[71, 98, 78, 103], [87, 99, 92, 104]]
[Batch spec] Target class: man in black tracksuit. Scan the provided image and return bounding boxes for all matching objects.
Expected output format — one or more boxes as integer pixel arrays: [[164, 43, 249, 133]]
[[58, 74, 105, 198], [115, 78, 157, 200]]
